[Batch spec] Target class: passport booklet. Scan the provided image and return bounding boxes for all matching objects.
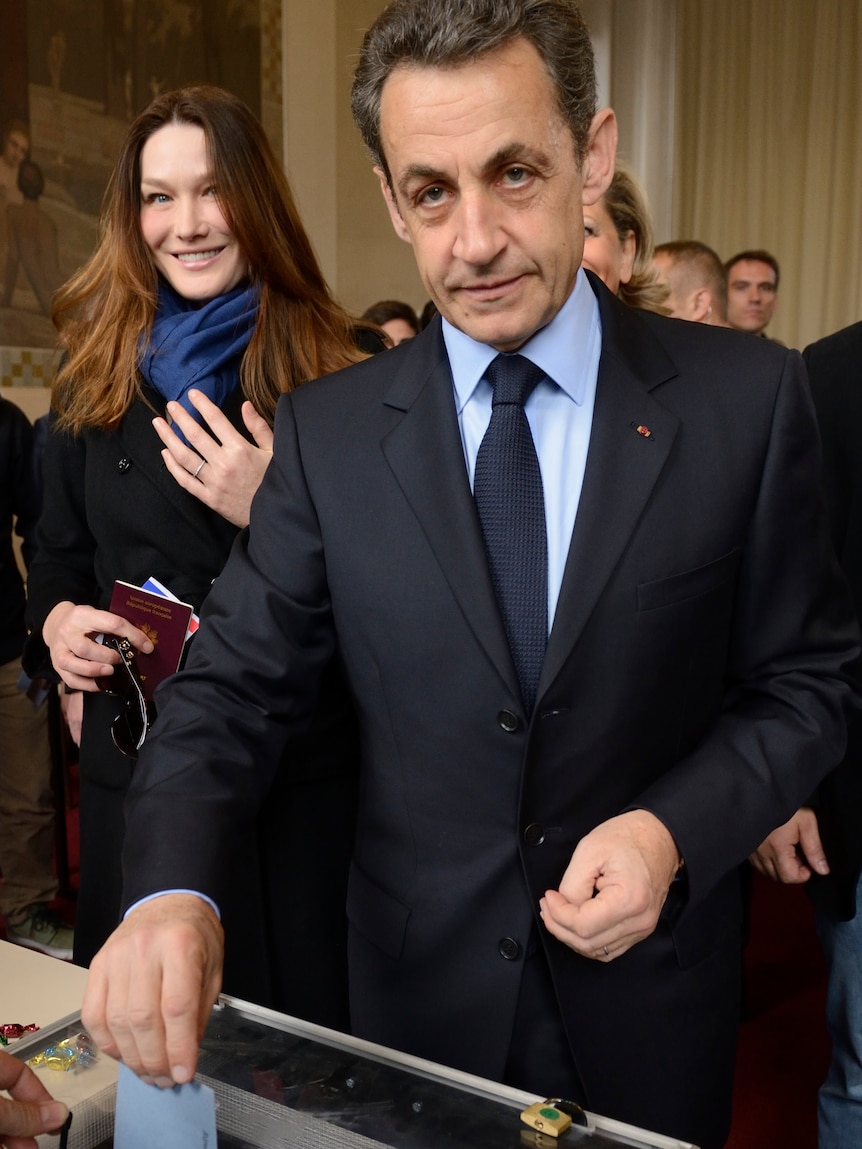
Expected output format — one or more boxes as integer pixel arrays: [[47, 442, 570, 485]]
[[109, 580, 194, 699]]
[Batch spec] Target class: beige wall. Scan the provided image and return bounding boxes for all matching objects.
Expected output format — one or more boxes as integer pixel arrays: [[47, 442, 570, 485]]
[[279, 0, 424, 319], [8, 388, 50, 424], [282, 2, 339, 287], [335, 2, 426, 316]]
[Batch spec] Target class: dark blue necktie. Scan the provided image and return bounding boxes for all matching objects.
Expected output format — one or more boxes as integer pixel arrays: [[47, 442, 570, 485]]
[[474, 353, 548, 713]]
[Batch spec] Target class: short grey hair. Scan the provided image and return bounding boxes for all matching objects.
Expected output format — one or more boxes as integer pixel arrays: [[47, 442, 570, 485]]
[[351, 0, 597, 182]]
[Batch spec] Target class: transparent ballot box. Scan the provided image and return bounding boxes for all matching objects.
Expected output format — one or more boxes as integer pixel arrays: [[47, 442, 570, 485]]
[[13, 996, 698, 1149]]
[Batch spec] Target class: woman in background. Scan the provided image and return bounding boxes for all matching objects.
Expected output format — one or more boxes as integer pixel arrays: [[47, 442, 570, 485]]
[[361, 298, 419, 346], [581, 160, 668, 314], [25, 86, 364, 1027]]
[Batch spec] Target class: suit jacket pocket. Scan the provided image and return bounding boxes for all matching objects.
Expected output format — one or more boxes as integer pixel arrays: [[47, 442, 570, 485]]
[[637, 548, 742, 612], [671, 872, 744, 968], [347, 861, 412, 960]]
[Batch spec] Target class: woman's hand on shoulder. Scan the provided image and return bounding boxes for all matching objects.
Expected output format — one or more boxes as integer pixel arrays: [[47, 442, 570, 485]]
[[153, 390, 273, 528], [42, 601, 154, 692]]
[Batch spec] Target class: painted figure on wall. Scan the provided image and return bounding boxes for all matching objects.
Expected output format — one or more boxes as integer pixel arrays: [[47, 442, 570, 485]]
[[1, 0, 263, 351]]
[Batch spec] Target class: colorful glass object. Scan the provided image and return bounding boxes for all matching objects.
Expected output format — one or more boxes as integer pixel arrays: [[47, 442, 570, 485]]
[[28, 1033, 96, 1072]]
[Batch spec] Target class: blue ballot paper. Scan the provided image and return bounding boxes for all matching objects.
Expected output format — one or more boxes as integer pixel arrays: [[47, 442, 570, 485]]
[[114, 1063, 217, 1147]]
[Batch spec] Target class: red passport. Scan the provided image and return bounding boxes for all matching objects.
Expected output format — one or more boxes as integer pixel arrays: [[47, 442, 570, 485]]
[[109, 580, 193, 699]]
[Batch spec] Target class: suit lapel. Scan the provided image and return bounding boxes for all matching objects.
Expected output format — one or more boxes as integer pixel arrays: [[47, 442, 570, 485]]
[[378, 296, 683, 708], [380, 326, 521, 699], [540, 287, 681, 696]]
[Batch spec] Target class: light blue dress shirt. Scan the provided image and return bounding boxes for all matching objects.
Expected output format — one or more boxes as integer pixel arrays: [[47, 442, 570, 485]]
[[442, 268, 602, 629]]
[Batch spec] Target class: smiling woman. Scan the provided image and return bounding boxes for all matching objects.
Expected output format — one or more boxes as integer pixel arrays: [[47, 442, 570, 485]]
[[139, 123, 249, 303], [22, 86, 368, 1026]]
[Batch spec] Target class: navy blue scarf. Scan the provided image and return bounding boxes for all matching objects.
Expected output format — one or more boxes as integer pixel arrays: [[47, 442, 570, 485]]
[[139, 280, 260, 442]]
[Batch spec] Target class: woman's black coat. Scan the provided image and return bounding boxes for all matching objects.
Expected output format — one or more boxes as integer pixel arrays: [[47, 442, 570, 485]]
[[25, 385, 358, 1026]]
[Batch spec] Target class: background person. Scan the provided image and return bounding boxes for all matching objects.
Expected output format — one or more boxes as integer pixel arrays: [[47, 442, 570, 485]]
[[724, 248, 780, 337], [0, 396, 70, 961], [81, 5, 858, 1147], [752, 318, 862, 1148], [23, 86, 365, 1027], [362, 298, 419, 346], [581, 161, 668, 313], [653, 239, 731, 325]]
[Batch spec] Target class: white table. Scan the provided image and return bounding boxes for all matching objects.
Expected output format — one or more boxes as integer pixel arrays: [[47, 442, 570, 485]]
[[0, 940, 118, 1143], [0, 939, 87, 1024]]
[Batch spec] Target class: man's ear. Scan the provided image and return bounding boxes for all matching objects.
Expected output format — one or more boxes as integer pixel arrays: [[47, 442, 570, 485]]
[[374, 166, 413, 245], [581, 108, 617, 207], [691, 288, 711, 324]]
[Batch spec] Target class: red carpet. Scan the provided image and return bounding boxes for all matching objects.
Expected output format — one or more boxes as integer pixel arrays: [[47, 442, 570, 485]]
[[726, 870, 828, 1148]]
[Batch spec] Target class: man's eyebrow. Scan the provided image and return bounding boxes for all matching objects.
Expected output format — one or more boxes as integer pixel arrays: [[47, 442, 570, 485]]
[[483, 142, 554, 172], [397, 164, 446, 197], [731, 277, 776, 289]]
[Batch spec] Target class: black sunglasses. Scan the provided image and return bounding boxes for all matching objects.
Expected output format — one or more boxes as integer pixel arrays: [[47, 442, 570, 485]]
[[101, 636, 152, 759]]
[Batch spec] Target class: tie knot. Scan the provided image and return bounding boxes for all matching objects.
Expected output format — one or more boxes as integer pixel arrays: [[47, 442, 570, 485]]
[[486, 353, 545, 407]]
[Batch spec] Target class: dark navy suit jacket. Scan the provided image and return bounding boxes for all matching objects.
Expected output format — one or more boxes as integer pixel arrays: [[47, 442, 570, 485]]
[[122, 277, 860, 1147]]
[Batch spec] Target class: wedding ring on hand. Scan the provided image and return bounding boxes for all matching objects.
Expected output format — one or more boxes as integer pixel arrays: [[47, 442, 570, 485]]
[[602, 945, 610, 957], [193, 459, 207, 479]]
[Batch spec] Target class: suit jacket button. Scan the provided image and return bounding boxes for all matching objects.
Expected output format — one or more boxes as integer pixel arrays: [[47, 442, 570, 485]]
[[118, 457, 132, 472], [524, 823, 545, 846], [497, 709, 519, 733], [498, 937, 521, 961]]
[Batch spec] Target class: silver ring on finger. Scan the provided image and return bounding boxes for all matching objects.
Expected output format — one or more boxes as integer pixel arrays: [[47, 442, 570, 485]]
[[602, 945, 610, 957], [193, 458, 207, 480]]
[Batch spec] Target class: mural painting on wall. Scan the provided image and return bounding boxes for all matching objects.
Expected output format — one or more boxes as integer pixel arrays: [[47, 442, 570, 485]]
[[0, 0, 262, 355]]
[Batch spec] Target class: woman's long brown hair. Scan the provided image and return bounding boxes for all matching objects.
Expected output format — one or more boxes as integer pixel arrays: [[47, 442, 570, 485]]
[[52, 85, 364, 432]]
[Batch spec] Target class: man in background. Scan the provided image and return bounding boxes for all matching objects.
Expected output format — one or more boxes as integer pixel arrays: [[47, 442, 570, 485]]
[[725, 248, 780, 337], [653, 239, 730, 325], [753, 319, 862, 1148]]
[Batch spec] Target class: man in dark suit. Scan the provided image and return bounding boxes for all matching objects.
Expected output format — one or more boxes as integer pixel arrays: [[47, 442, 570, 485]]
[[752, 320, 862, 1148], [82, 3, 859, 1146]]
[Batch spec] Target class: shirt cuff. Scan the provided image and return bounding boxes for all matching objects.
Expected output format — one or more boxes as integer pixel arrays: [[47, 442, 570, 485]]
[[123, 889, 221, 920]]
